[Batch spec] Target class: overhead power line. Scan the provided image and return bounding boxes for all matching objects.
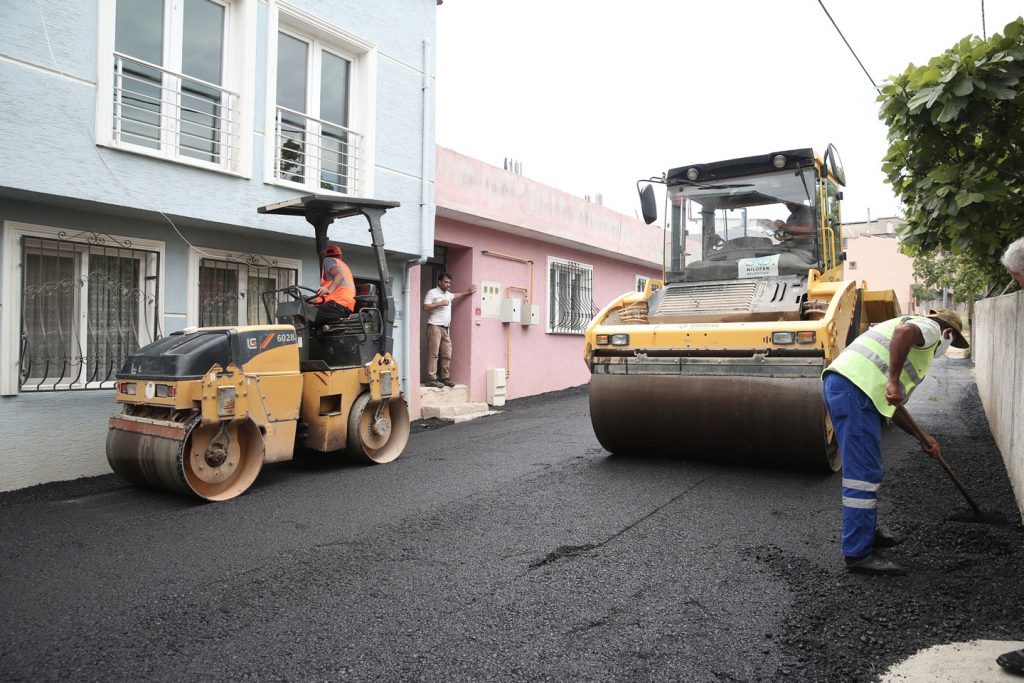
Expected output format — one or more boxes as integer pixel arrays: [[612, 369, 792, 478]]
[[816, 0, 881, 95]]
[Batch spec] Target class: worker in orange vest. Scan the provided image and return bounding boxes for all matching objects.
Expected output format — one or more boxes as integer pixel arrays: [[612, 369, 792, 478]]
[[315, 244, 356, 323]]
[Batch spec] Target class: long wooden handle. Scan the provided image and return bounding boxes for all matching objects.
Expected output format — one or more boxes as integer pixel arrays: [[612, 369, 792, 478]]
[[895, 405, 982, 513]]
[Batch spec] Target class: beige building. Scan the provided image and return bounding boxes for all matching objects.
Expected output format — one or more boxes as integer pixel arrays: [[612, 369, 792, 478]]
[[843, 217, 922, 315]]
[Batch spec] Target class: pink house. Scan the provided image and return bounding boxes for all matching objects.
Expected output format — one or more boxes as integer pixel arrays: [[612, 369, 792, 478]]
[[408, 147, 662, 418]]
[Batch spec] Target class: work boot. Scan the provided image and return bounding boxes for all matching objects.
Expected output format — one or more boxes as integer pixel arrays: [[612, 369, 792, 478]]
[[997, 649, 1024, 676], [844, 552, 908, 576], [873, 527, 902, 548], [424, 379, 444, 389], [440, 378, 456, 387]]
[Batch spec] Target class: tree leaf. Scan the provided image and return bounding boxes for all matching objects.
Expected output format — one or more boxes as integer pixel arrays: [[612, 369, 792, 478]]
[[936, 97, 967, 122], [951, 78, 974, 96]]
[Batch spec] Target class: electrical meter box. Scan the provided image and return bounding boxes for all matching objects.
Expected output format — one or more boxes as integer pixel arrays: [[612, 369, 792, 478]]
[[499, 298, 521, 323], [521, 304, 539, 325], [486, 368, 507, 406], [480, 281, 501, 317]]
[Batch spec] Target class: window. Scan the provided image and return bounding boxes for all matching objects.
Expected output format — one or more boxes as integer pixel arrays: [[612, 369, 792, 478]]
[[188, 249, 300, 327], [1, 223, 162, 394], [96, 0, 254, 174], [636, 275, 649, 292], [547, 257, 595, 335], [267, 7, 377, 196]]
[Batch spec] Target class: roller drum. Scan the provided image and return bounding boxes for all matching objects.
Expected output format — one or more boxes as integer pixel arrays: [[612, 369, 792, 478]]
[[589, 373, 839, 472], [106, 417, 194, 496], [106, 414, 264, 501]]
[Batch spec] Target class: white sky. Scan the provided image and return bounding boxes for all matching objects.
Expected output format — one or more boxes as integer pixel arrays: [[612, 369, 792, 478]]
[[435, 0, 1023, 223]]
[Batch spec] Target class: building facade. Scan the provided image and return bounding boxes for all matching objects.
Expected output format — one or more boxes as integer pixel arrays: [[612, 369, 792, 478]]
[[0, 0, 439, 490], [409, 147, 662, 416], [842, 217, 920, 315]]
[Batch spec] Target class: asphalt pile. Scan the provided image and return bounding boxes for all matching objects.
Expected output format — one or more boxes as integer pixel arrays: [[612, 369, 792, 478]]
[[756, 384, 1024, 682]]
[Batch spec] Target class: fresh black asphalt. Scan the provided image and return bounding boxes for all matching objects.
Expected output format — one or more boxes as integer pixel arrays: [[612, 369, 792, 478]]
[[1, 357, 1021, 681]]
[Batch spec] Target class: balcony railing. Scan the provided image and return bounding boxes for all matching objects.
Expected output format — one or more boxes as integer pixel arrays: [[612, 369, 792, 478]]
[[274, 106, 363, 194], [112, 52, 241, 170]]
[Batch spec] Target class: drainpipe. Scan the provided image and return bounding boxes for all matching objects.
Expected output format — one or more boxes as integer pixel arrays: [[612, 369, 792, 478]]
[[400, 38, 435, 398], [421, 38, 435, 261]]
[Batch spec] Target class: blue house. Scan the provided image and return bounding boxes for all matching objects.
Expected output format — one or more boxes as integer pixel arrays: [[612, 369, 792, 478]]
[[0, 0, 440, 490]]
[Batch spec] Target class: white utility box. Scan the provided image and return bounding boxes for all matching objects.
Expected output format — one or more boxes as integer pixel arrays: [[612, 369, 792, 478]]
[[499, 298, 522, 323], [480, 281, 501, 317], [486, 368, 507, 406], [521, 304, 539, 325]]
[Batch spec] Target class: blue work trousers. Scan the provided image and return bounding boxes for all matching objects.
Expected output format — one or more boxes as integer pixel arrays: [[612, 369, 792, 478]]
[[822, 372, 884, 559]]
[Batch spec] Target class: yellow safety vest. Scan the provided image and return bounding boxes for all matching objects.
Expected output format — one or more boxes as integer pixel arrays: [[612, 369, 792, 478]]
[[824, 316, 938, 418]]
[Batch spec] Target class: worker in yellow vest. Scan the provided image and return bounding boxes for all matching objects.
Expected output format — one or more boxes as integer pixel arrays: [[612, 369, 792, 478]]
[[822, 309, 968, 576]]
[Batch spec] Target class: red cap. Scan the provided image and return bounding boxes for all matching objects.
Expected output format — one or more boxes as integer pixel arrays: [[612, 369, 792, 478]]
[[324, 245, 342, 257]]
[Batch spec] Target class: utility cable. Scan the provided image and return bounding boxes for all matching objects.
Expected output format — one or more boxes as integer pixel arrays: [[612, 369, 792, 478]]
[[816, 0, 881, 95]]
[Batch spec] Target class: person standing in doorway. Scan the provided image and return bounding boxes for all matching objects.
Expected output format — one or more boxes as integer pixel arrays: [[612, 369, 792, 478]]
[[423, 272, 476, 388]]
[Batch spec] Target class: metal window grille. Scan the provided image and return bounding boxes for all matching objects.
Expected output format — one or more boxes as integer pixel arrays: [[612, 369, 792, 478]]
[[549, 260, 596, 334], [198, 256, 298, 327], [19, 233, 161, 391], [112, 53, 241, 169], [274, 106, 363, 194]]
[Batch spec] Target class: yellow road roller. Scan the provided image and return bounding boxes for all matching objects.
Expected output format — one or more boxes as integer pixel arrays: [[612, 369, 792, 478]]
[[106, 196, 410, 500], [584, 146, 899, 471]]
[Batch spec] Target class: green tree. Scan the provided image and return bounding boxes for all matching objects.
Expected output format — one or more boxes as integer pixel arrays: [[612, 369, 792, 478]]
[[911, 250, 990, 303], [911, 283, 938, 302], [878, 18, 1024, 283]]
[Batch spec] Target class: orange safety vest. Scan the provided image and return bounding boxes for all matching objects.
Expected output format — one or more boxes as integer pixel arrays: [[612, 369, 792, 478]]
[[320, 257, 356, 311]]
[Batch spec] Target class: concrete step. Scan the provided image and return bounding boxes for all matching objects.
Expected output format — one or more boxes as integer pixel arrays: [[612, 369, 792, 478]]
[[421, 401, 493, 420], [419, 383, 469, 405], [450, 409, 500, 424]]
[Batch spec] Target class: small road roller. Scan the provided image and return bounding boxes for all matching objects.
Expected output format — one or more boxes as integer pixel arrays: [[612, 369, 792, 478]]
[[584, 146, 899, 471], [106, 196, 410, 500]]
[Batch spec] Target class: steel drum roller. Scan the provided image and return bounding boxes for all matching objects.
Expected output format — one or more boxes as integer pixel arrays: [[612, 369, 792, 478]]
[[106, 414, 264, 501], [589, 373, 839, 472]]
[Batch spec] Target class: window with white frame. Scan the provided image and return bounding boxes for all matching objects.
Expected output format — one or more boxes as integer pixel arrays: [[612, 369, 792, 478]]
[[2, 224, 162, 394], [547, 257, 595, 335], [188, 249, 300, 327], [96, 0, 253, 174], [636, 275, 649, 292], [268, 7, 377, 196]]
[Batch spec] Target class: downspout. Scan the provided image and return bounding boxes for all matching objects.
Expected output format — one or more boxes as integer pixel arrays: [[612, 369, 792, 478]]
[[403, 38, 435, 395]]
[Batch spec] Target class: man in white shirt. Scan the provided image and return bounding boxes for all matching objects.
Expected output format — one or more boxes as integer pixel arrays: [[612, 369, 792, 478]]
[[423, 272, 476, 388]]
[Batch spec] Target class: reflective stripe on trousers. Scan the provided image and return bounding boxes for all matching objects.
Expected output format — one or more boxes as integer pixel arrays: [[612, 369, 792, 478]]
[[822, 372, 884, 558]]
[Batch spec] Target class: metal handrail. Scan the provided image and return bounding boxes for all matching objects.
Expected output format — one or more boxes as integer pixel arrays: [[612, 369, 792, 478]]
[[112, 52, 240, 167], [273, 106, 364, 193]]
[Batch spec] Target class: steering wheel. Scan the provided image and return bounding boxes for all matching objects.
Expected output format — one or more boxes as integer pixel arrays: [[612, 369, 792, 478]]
[[709, 234, 725, 251], [278, 284, 324, 303]]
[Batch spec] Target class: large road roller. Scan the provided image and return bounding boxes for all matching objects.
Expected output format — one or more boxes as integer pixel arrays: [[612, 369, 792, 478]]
[[106, 197, 410, 500], [584, 146, 899, 471]]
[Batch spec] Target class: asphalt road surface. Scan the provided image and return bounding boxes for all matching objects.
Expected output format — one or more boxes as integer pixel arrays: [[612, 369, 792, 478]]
[[1, 357, 1021, 681]]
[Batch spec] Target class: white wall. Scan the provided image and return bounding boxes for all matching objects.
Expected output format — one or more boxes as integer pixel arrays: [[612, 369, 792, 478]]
[[973, 290, 1023, 522]]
